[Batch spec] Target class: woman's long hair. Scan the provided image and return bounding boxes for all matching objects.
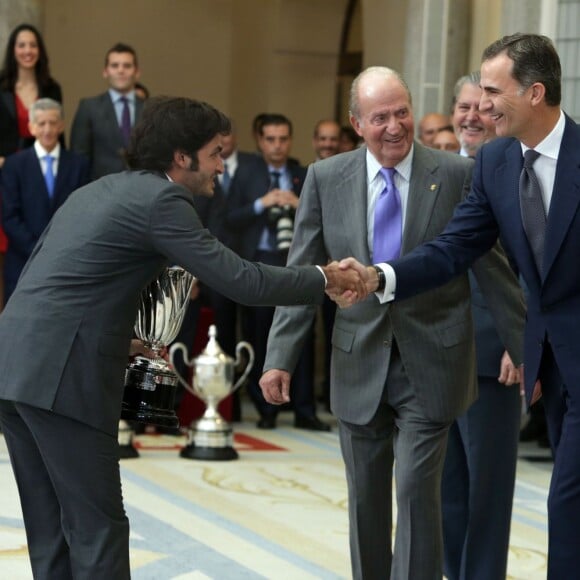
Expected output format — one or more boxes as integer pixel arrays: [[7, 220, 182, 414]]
[[0, 23, 53, 92]]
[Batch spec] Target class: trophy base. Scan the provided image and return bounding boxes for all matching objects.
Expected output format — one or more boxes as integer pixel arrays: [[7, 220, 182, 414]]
[[118, 420, 140, 460], [119, 443, 140, 459], [180, 444, 238, 461], [120, 405, 179, 428], [180, 420, 239, 461], [121, 358, 180, 428]]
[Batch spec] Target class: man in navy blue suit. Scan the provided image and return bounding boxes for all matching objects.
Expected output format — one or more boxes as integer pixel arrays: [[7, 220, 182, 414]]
[[1, 98, 90, 303], [350, 33, 579, 577]]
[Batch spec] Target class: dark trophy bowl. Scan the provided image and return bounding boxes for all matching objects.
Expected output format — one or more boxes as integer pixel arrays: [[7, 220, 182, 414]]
[[120, 266, 194, 428]]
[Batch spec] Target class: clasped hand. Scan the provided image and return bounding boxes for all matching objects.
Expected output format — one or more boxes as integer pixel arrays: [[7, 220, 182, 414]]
[[322, 258, 379, 308]]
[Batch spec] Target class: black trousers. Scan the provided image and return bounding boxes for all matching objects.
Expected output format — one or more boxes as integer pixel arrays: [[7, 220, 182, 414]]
[[0, 400, 130, 580]]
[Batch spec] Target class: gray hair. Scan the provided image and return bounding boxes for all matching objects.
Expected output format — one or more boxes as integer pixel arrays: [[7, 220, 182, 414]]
[[349, 66, 412, 120], [451, 71, 481, 111], [29, 98, 64, 123]]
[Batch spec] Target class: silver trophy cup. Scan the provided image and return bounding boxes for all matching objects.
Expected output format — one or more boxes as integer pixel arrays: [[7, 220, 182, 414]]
[[121, 266, 195, 428], [170, 324, 254, 460]]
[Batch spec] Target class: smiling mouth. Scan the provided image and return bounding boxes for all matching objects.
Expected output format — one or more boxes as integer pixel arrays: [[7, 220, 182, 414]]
[[384, 135, 404, 144]]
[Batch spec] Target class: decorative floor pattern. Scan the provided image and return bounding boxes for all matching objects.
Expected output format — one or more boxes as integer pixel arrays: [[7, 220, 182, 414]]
[[0, 414, 551, 579]]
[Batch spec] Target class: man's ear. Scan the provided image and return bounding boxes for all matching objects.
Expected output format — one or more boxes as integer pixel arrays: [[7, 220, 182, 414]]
[[172, 150, 189, 168]]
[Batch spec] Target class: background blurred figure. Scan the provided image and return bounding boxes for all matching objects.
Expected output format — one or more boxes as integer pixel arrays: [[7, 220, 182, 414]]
[[417, 111, 451, 146], [70, 42, 144, 180], [0, 23, 63, 310], [432, 126, 460, 153], [1, 99, 89, 304], [338, 124, 360, 152], [134, 82, 149, 100], [228, 113, 329, 431], [0, 24, 62, 167], [312, 119, 340, 160], [451, 72, 495, 158]]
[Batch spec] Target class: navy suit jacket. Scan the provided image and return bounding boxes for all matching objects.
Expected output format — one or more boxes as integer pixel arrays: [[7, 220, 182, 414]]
[[392, 114, 580, 402], [1, 147, 90, 295], [226, 156, 307, 259]]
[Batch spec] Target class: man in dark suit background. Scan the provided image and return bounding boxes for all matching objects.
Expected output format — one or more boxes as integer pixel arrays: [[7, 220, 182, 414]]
[[260, 67, 524, 579], [228, 113, 330, 431], [0, 96, 366, 579], [70, 42, 144, 180], [368, 34, 579, 578], [1, 98, 89, 303]]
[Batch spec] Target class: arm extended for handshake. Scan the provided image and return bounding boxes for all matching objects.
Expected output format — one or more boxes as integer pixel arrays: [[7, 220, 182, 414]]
[[261, 257, 379, 405]]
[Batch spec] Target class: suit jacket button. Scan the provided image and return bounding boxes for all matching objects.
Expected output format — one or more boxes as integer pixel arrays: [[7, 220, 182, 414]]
[[383, 340, 391, 347]]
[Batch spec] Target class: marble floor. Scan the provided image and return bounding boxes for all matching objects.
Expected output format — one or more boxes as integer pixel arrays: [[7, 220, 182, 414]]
[[0, 409, 551, 579]]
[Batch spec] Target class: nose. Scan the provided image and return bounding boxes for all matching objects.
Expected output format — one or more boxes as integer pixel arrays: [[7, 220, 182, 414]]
[[465, 106, 479, 122], [479, 93, 492, 113]]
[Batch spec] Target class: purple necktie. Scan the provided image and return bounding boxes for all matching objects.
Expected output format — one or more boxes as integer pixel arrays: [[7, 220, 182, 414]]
[[373, 167, 402, 262], [120, 96, 131, 146]]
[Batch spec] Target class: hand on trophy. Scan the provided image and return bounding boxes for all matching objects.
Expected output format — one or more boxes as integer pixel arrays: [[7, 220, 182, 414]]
[[259, 369, 292, 404], [323, 258, 375, 308]]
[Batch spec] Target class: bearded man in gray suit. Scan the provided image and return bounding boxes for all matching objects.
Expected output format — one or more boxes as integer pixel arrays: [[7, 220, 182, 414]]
[[0, 96, 367, 580], [260, 67, 525, 579]]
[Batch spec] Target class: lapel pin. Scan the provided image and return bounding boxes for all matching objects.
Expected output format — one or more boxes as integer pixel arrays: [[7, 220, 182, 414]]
[[430, 184, 437, 191]]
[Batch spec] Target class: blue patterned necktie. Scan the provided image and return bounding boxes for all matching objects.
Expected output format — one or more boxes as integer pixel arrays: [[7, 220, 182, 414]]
[[120, 96, 131, 146], [373, 167, 402, 262], [519, 149, 546, 273], [44, 155, 55, 198]]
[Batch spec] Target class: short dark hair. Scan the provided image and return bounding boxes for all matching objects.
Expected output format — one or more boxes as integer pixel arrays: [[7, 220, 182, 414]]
[[0, 23, 53, 91], [105, 42, 138, 67], [482, 33, 561, 106], [258, 113, 293, 136], [127, 96, 231, 172]]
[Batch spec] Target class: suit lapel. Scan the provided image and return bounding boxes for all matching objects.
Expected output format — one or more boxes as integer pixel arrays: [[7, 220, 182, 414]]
[[0, 91, 16, 120], [53, 151, 72, 208], [542, 117, 580, 280], [335, 147, 370, 262], [402, 144, 441, 253], [494, 140, 541, 282], [25, 149, 52, 211]]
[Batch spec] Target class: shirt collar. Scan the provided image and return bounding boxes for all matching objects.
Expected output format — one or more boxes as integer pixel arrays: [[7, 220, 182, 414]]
[[109, 88, 136, 104], [223, 150, 238, 165], [366, 143, 414, 183], [521, 109, 565, 161], [268, 164, 286, 175], [34, 140, 61, 160]]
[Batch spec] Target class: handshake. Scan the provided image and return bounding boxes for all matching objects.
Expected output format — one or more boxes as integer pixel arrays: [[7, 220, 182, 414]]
[[321, 258, 380, 308]]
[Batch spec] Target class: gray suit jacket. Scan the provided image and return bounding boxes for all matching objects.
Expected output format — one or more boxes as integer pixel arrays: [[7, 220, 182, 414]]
[[70, 92, 145, 180], [0, 171, 325, 435], [264, 145, 524, 424]]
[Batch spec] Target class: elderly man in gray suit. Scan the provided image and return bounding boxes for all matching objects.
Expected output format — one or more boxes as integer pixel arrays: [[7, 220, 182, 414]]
[[260, 67, 525, 579], [0, 96, 367, 580], [70, 43, 144, 180]]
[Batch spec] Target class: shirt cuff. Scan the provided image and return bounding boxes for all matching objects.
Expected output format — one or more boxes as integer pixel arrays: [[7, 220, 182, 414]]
[[316, 265, 327, 286], [253, 198, 265, 214], [374, 263, 396, 303]]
